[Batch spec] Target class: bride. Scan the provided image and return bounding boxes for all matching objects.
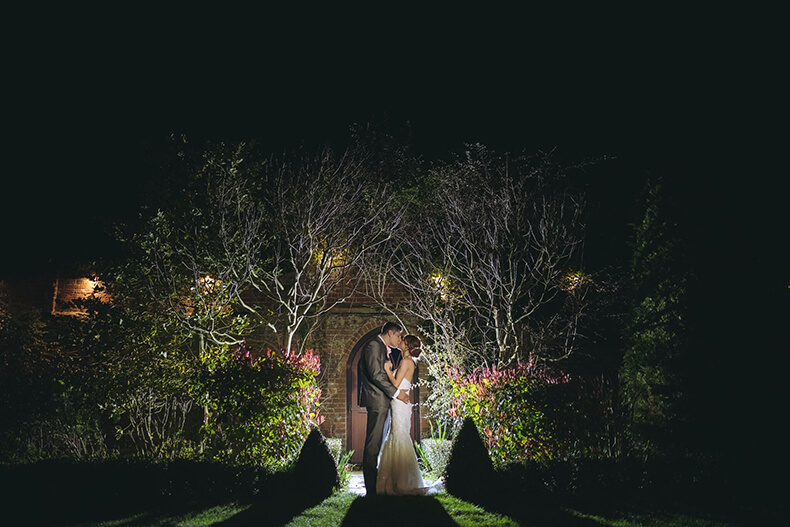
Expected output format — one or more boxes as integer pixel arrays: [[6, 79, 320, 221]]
[[376, 335, 429, 495]]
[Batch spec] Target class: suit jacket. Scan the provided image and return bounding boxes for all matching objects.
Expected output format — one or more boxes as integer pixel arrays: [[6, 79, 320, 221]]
[[357, 337, 398, 409], [388, 346, 403, 372]]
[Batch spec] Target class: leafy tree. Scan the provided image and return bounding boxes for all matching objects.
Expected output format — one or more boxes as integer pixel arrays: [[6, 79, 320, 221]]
[[129, 138, 263, 351], [0, 288, 106, 461], [620, 174, 692, 456], [55, 286, 198, 459]]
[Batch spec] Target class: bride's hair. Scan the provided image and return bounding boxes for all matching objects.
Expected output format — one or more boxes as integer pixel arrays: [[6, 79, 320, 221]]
[[403, 335, 423, 358]]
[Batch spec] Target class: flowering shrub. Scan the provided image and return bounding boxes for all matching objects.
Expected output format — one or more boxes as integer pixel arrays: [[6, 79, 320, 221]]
[[325, 438, 354, 488], [203, 343, 324, 469], [448, 356, 570, 466]]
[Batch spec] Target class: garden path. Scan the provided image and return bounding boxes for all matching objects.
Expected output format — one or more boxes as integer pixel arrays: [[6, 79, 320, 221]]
[[346, 471, 444, 496], [347, 471, 366, 495]]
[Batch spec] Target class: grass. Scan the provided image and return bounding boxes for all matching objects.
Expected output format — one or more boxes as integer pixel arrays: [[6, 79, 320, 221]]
[[69, 491, 521, 526], [73, 503, 251, 526], [566, 509, 734, 527], [68, 491, 739, 527], [435, 493, 520, 526]]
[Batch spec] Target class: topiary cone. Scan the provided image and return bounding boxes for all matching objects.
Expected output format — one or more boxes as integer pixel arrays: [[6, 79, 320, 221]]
[[444, 417, 495, 504], [292, 428, 340, 500]]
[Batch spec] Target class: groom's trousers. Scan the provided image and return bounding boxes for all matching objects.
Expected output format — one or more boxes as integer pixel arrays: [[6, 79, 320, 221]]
[[362, 406, 389, 496]]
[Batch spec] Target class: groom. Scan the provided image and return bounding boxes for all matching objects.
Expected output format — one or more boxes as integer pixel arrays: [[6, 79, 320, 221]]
[[358, 321, 410, 496]]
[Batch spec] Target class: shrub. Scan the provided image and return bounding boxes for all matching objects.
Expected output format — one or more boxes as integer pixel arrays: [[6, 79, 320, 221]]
[[416, 439, 452, 481], [325, 438, 354, 488], [0, 458, 268, 525], [444, 417, 494, 503], [52, 294, 201, 461], [1, 279, 325, 468], [291, 428, 340, 499], [448, 357, 569, 465], [204, 345, 324, 469], [620, 175, 692, 457], [0, 299, 108, 462], [415, 421, 452, 480]]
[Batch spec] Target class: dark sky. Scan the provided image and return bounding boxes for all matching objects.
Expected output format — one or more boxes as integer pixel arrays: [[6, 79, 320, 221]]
[[4, 15, 784, 302], [5, 58, 780, 273]]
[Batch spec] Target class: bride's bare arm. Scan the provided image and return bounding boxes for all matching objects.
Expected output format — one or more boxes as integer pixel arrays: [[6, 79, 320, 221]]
[[386, 359, 413, 388]]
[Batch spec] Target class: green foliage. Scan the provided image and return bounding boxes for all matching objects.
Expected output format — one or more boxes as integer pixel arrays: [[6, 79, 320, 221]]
[[325, 438, 354, 488], [416, 439, 452, 482], [448, 358, 570, 465], [415, 421, 453, 480], [546, 375, 621, 460], [620, 175, 691, 455], [203, 345, 323, 469], [54, 291, 200, 459], [0, 296, 107, 462], [4, 266, 324, 468], [420, 329, 467, 435], [123, 138, 263, 349]]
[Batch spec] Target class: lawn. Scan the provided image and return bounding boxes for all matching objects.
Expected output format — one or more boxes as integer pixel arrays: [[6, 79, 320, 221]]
[[65, 490, 738, 527], [1, 460, 749, 527]]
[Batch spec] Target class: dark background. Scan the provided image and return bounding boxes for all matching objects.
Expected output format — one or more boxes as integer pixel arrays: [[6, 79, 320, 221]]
[[3, 11, 786, 479]]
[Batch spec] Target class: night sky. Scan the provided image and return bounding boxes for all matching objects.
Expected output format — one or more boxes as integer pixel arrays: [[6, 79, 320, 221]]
[[3, 15, 787, 465]]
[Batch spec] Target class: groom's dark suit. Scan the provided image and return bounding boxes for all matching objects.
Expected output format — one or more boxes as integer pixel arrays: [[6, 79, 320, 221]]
[[357, 336, 399, 496]]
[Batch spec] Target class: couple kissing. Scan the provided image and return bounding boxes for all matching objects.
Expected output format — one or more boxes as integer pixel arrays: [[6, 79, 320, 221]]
[[357, 321, 428, 496]]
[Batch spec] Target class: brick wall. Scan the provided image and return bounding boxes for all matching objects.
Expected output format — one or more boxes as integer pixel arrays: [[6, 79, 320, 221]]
[[52, 276, 109, 315], [313, 314, 381, 446]]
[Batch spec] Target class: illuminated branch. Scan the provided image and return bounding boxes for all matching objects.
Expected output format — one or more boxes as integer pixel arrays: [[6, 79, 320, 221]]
[[361, 146, 590, 368], [137, 140, 405, 355]]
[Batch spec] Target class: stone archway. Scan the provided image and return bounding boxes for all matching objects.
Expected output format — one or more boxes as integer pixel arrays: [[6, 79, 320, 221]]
[[346, 327, 420, 464]]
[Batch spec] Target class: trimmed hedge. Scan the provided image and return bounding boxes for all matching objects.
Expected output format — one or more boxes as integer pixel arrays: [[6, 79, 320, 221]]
[[292, 428, 340, 499], [444, 417, 494, 503], [0, 429, 340, 526]]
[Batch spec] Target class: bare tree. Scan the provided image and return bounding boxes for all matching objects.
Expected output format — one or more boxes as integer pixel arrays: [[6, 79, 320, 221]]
[[361, 145, 590, 369], [245, 147, 403, 353], [140, 139, 403, 355]]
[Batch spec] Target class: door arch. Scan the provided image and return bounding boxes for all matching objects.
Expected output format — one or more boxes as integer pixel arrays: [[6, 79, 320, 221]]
[[346, 327, 420, 464]]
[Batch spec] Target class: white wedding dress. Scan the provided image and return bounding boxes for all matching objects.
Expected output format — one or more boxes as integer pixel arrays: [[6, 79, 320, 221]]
[[376, 374, 429, 495]]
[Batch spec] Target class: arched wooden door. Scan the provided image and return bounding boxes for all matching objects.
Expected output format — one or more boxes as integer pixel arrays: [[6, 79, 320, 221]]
[[346, 328, 420, 464]]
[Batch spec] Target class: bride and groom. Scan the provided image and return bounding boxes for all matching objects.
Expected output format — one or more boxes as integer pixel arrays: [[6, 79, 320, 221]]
[[358, 321, 430, 496]]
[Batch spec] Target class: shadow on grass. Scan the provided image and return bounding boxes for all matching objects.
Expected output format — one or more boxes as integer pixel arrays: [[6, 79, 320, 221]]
[[213, 481, 330, 526], [1, 430, 341, 526], [447, 466, 603, 527], [0, 459, 319, 527], [453, 496, 601, 527], [341, 495, 458, 527]]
